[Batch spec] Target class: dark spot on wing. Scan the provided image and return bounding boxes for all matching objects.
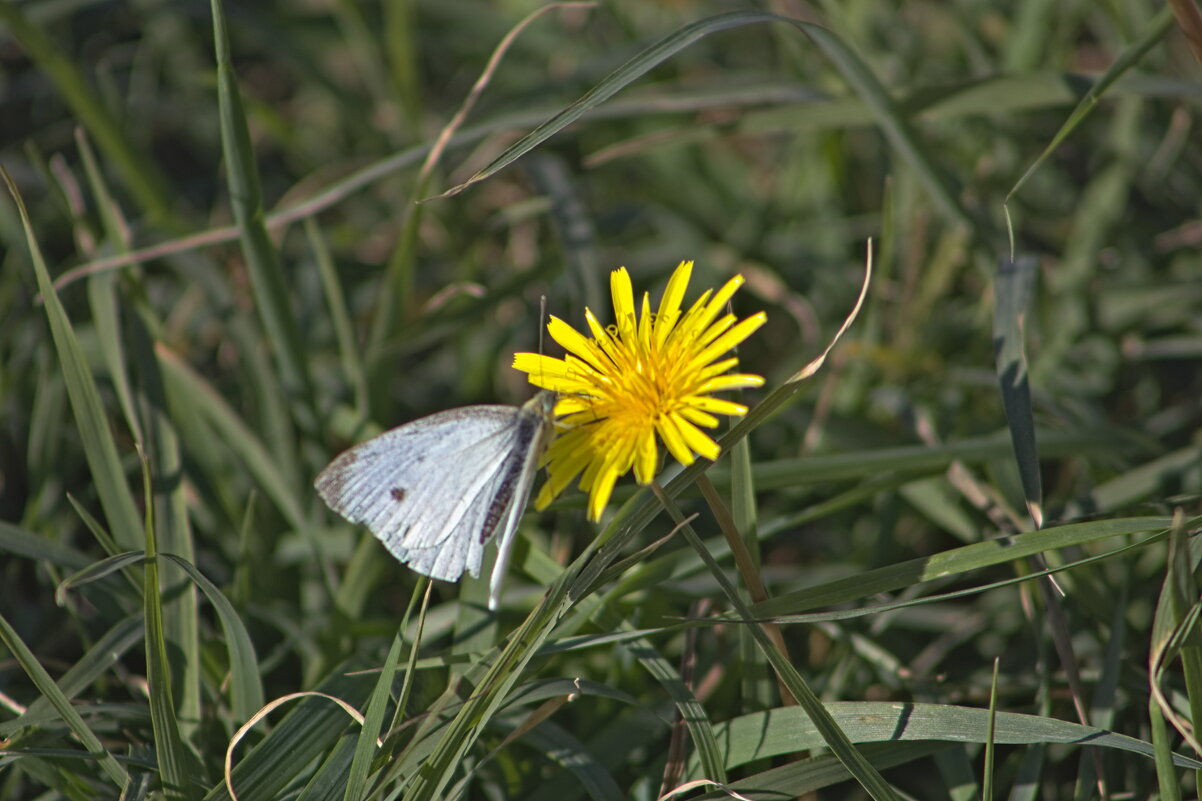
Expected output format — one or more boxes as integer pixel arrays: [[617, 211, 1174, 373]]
[[391, 487, 407, 503]]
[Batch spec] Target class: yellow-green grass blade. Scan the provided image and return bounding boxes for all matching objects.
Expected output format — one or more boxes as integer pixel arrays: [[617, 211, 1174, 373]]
[[0, 3, 174, 223], [696, 702, 1202, 771], [1149, 696, 1185, 801], [0, 610, 130, 790], [208, 0, 317, 435], [3, 168, 144, 552], [297, 736, 358, 801]]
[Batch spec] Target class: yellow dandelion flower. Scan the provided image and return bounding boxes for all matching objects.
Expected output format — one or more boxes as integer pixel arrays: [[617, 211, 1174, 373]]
[[513, 260, 766, 521]]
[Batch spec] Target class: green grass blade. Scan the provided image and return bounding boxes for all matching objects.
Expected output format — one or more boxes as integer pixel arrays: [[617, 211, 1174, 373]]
[[438, 12, 969, 228], [750, 516, 1173, 619], [0, 610, 130, 790], [156, 346, 307, 530], [0, 614, 142, 738], [161, 554, 265, 722], [0, 3, 174, 222], [708, 702, 1202, 770], [698, 742, 949, 799], [203, 665, 376, 801], [0, 520, 93, 570], [506, 720, 625, 801], [666, 508, 900, 801], [141, 459, 201, 799], [1005, 6, 1175, 206], [343, 626, 405, 801], [209, 0, 316, 434], [3, 167, 144, 552], [306, 218, 368, 419], [593, 609, 726, 783], [993, 255, 1042, 527]]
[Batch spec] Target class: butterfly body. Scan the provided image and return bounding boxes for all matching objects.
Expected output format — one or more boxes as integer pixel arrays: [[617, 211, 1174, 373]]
[[315, 392, 555, 609]]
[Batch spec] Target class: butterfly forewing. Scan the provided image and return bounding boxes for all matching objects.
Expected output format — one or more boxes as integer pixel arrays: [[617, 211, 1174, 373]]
[[315, 405, 530, 583]]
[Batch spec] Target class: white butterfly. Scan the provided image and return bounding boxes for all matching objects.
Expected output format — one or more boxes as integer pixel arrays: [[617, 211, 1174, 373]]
[[315, 392, 555, 610]]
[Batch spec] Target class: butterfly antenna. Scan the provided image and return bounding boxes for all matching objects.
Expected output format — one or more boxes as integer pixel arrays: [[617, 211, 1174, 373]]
[[538, 295, 547, 357]]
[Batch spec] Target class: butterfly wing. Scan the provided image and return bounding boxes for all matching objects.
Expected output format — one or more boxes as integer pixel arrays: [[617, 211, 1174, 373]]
[[315, 405, 531, 583], [485, 392, 556, 608]]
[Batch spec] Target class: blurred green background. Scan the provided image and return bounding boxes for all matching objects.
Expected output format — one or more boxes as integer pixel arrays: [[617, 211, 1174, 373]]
[[2, 1, 1201, 799]]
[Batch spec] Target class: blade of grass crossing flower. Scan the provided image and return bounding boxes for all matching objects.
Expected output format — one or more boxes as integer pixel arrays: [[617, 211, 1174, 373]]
[[0, 611, 131, 790], [0, 5, 174, 223], [161, 555, 265, 722], [140, 451, 201, 800], [209, 0, 317, 436], [993, 255, 1043, 528], [650, 486, 900, 801], [4, 168, 144, 552]]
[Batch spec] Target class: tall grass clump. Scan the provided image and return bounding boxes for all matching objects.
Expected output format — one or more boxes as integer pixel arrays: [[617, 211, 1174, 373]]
[[2, 2, 1201, 799]]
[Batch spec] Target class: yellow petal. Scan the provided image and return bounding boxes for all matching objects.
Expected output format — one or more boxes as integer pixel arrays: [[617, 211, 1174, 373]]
[[678, 406, 720, 428], [688, 312, 767, 371], [611, 267, 636, 340], [654, 260, 692, 347], [698, 373, 764, 393], [633, 427, 658, 483], [673, 414, 721, 460], [686, 395, 750, 416], [656, 413, 696, 467]]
